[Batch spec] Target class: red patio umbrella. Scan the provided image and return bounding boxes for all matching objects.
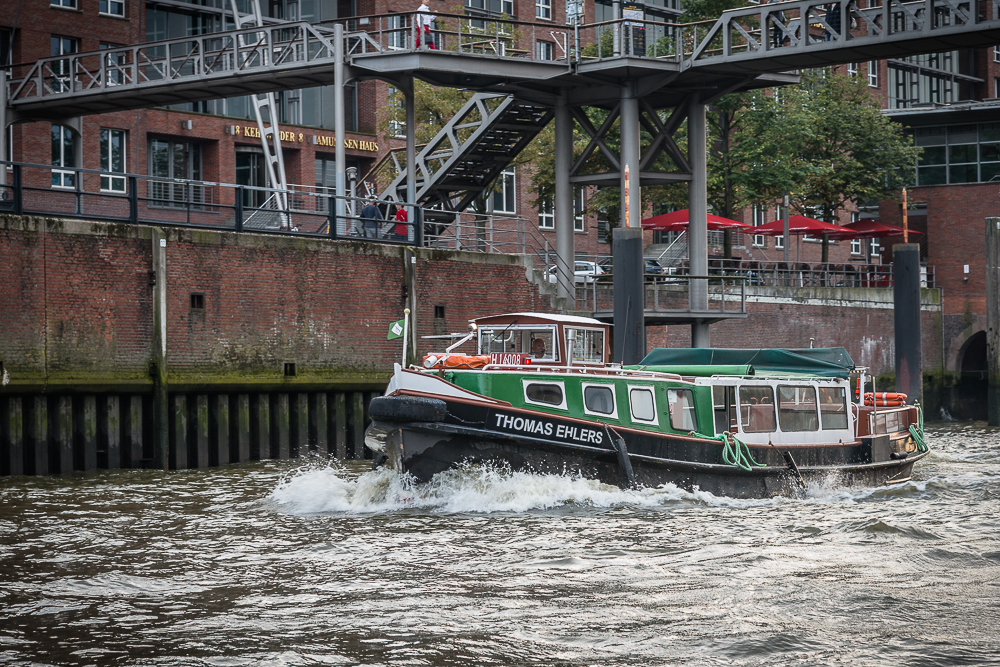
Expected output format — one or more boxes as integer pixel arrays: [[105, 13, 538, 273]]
[[750, 215, 846, 237], [641, 209, 754, 233], [825, 220, 923, 240]]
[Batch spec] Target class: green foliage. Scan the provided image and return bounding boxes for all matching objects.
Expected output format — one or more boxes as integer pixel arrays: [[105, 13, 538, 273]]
[[730, 69, 919, 220], [680, 0, 752, 22]]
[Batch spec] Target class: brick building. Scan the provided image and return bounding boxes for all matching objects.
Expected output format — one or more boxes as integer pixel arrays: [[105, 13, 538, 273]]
[[0, 2, 996, 390]]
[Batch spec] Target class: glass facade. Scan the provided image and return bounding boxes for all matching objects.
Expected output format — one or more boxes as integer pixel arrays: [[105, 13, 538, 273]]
[[915, 123, 1000, 186]]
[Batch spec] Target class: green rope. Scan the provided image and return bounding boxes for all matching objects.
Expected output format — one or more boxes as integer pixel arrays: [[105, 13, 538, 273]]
[[691, 431, 766, 471], [909, 401, 928, 453]]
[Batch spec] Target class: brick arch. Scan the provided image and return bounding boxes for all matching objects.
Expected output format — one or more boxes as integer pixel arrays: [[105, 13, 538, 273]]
[[959, 330, 988, 376], [945, 315, 986, 373]]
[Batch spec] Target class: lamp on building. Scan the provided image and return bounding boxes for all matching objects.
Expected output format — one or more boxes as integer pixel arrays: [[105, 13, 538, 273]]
[[181, 120, 193, 130]]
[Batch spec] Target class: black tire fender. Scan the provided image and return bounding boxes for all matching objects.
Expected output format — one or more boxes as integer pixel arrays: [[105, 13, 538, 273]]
[[369, 395, 447, 423]]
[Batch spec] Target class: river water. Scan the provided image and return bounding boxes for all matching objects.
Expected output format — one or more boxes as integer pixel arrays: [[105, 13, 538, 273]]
[[2, 422, 999, 667]]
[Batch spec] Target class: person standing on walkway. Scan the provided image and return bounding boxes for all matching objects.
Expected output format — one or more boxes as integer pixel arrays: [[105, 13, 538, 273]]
[[360, 196, 383, 238], [417, 0, 436, 49]]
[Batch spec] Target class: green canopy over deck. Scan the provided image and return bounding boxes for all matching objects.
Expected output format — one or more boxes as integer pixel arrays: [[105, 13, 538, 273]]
[[638, 348, 856, 379]]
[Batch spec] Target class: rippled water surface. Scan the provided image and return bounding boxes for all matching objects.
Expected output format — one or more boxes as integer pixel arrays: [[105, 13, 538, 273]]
[[3, 423, 1000, 666]]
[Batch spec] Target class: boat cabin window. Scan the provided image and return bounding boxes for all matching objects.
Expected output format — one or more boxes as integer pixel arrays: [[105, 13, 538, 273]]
[[667, 388, 697, 432], [583, 384, 617, 417], [777, 385, 819, 432], [739, 386, 776, 432], [480, 326, 557, 362], [713, 385, 737, 434], [567, 327, 605, 364], [818, 386, 848, 430], [523, 381, 567, 409], [628, 386, 657, 424]]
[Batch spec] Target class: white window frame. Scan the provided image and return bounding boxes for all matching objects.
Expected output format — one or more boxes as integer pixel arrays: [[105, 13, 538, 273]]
[[775, 233, 784, 250], [522, 379, 568, 410], [536, 0, 552, 19], [51, 0, 77, 7], [994, 45, 1000, 63], [751, 205, 770, 247], [582, 382, 619, 419], [51, 124, 76, 189], [386, 15, 406, 50], [627, 384, 658, 426], [388, 87, 406, 138], [493, 167, 516, 213], [99, 0, 125, 17], [538, 197, 554, 229], [536, 41, 554, 60], [868, 60, 878, 88], [573, 186, 585, 232], [847, 62, 858, 77], [100, 128, 127, 193], [850, 238, 862, 255]]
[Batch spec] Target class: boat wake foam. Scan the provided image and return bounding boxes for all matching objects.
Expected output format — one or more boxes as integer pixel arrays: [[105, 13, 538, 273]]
[[263, 461, 908, 515]]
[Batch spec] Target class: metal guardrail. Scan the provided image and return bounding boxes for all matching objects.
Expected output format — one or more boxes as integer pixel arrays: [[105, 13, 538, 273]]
[[577, 274, 750, 315], [0, 161, 421, 244]]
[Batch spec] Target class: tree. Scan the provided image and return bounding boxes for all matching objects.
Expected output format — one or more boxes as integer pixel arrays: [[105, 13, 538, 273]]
[[731, 69, 919, 261]]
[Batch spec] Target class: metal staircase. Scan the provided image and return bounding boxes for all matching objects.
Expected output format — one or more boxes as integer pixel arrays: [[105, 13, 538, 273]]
[[374, 93, 552, 220]]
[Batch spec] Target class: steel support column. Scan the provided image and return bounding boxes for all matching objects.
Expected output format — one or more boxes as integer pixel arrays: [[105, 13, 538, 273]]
[[554, 94, 574, 301], [334, 23, 347, 221], [405, 79, 416, 244], [620, 86, 641, 229], [0, 69, 7, 188], [614, 85, 644, 362], [688, 99, 709, 348]]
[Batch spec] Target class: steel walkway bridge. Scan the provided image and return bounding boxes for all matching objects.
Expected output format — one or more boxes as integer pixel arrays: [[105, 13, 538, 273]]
[[2, 0, 999, 358]]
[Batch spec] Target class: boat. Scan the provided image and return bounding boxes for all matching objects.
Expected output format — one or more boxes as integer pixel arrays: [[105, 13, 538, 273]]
[[364, 313, 929, 498]]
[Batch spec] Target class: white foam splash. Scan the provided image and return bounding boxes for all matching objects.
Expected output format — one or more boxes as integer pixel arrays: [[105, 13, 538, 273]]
[[263, 461, 904, 515], [266, 461, 712, 515]]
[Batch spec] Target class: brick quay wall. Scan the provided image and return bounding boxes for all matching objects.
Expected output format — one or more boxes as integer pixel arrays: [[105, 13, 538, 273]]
[[0, 215, 946, 476]]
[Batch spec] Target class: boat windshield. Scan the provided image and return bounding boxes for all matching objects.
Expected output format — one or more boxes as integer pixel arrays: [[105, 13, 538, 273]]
[[567, 327, 605, 364], [479, 325, 557, 362]]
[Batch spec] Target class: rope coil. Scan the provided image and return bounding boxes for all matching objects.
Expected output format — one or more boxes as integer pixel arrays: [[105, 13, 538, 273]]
[[692, 431, 766, 471]]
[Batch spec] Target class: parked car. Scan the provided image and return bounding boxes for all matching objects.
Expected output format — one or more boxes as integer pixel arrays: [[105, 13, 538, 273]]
[[547, 261, 607, 283], [644, 259, 665, 282]]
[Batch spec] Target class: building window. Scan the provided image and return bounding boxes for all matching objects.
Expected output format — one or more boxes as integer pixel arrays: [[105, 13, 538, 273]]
[[574, 186, 585, 232], [914, 123, 1000, 185], [536, 0, 552, 20], [388, 87, 406, 138], [51, 124, 77, 188], [493, 167, 516, 213], [751, 205, 770, 247], [387, 15, 407, 50], [465, 0, 514, 17], [995, 45, 1000, 63], [99, 0, 124, 16], [847, 62, 858, 77], [149, 138, 202, 207], [50, 36, 77, 93], [100, 129, 127, 193], [995, 78, 1000, 99], [538, 198, 554, 229], [51, 0, 77, 7], [867, 60, 878, 88], [536, 41, 554, 60], [100, 43, 126, 86]]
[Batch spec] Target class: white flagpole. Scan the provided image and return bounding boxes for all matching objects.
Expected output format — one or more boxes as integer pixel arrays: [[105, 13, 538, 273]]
[[401, 308, 410, 367]]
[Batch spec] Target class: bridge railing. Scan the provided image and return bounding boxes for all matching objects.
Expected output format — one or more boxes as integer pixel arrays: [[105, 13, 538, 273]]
[[685, 0, 990, 66], [335, 11, 575, 64], [6, 21, 339, 104]]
